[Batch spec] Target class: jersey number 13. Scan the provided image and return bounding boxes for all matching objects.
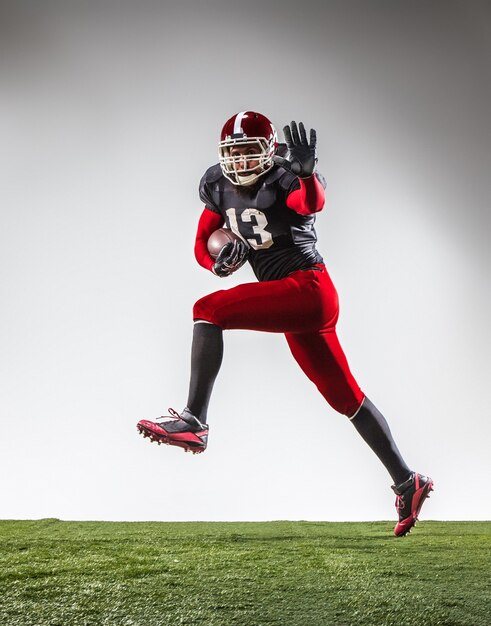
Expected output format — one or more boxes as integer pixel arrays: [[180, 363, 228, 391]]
[[225, 208, 273, 250]]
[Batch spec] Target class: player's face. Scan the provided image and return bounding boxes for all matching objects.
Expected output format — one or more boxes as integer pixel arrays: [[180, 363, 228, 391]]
[[229, 144, 262, 177]]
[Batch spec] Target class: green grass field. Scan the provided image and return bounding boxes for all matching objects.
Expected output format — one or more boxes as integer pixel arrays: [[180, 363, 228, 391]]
[[0, 520, 489, 626]]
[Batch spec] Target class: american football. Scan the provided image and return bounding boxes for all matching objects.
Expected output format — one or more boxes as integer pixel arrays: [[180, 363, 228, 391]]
[[207, 228, 243, 259]]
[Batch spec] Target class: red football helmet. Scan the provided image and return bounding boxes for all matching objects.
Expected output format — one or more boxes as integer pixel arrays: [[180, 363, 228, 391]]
[[218, 111, 278, 186]]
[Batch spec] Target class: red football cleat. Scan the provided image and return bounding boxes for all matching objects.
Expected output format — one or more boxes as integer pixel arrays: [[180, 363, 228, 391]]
[[137, 408, 208, 454], [392, 472, 434, 536]]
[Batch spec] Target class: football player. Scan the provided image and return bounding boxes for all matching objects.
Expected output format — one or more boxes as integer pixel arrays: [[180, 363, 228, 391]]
[[137, 112, 433, 536]]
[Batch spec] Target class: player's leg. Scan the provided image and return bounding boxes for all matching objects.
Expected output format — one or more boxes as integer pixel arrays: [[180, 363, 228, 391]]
[[142, 268, 335, 438], [285, 328, 410, 483], [136, 321, 220, 454], [284, 327, 364, 417], [137, 270, 326, 452], [173, 270, 332, 425], [186, 321, 223, 423], [285, 328, 433, 535], [192, 266, 338, 334], [349, 397, 411, 485]]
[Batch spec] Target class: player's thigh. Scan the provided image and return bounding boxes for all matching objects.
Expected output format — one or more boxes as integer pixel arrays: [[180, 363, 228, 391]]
[[285, 328, 364, 416], [193, 269, 335, 332]]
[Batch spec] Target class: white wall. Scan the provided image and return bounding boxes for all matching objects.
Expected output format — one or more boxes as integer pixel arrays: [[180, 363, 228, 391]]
[[1, 0, 489, 521]]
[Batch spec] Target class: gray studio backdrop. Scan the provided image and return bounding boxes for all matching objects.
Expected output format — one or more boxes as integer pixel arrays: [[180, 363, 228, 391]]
[[1, 0, 490, 521]]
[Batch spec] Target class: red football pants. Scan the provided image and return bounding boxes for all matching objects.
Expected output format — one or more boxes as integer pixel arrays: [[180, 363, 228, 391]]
[[193, 265, 364, 416]]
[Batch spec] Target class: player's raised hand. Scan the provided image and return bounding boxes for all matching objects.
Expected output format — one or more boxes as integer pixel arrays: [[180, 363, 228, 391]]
[[273, 121, 317, 178], [213, 239, 249, 277]]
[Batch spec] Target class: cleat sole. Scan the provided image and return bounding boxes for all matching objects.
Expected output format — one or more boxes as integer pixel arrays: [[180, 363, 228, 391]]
[[137, 423, 206, 454]]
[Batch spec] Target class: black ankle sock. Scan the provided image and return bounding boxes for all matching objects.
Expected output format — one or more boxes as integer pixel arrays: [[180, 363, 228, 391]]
[[350, 397, 411, 485], [186, 322, 223, 423]]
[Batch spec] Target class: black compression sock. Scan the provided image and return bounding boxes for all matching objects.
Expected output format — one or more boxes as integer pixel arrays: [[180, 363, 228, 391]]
[[186, 322, 223, 424], [350, 397, 412, 485]]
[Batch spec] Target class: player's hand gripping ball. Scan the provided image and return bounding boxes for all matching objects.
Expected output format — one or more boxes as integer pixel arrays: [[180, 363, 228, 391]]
[[207, 228, 249, 277]]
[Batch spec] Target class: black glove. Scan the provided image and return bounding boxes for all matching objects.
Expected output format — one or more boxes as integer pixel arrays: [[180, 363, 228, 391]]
[[213, 239, 249, 277], [273, 121, 317, 178]]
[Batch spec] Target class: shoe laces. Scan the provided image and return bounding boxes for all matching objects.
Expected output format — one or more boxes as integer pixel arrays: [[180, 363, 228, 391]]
[[157, 408, 207, 431], [395, 494, 405, 511], [156, 408, 181, 423]]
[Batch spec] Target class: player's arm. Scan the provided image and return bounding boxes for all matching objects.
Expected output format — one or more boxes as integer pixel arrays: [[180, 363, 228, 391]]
[[195, 208, 249, 277], [274, 121, 325, 215], [194, 207, 224, 271], [286, 175, 325, 215]]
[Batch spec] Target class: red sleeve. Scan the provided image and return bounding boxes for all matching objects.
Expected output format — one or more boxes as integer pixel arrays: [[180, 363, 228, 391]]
[[194, 207, 225, 271], [286, 175, 325, 216]]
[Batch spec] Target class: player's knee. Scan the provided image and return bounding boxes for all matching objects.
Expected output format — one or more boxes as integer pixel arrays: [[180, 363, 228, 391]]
[[330, 398, 359, 417], [320, 387, 364, 417], [193, 292, 224, 326], [193, 295, 215, 324]]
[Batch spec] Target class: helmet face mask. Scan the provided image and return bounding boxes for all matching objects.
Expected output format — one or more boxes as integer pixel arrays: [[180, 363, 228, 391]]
[[219, 111, 278, 186]]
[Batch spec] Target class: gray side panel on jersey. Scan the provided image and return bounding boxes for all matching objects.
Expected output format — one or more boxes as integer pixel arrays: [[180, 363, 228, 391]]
[[198, 164, 223, 213]]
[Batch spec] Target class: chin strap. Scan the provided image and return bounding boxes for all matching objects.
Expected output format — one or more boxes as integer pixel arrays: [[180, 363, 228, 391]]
[[236, 171, 263, 186]]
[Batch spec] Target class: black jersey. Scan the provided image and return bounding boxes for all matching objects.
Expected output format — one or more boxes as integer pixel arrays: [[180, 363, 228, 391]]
[[199, 163, 326, 282]]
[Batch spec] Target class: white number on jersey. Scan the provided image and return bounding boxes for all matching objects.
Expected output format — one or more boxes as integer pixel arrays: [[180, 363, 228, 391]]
[[225, 208, 273, 250]]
